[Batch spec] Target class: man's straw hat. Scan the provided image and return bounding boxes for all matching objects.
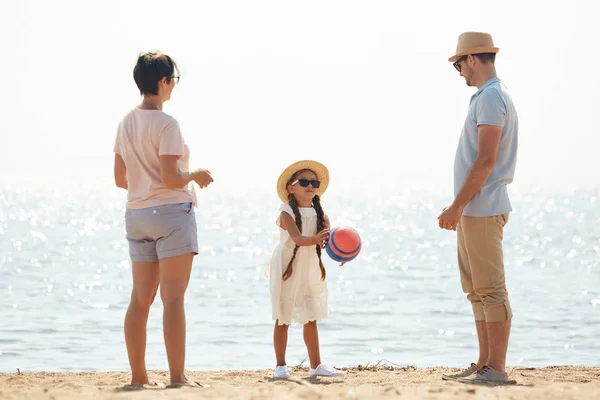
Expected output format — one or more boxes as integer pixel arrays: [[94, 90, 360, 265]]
[[448, 32, 499, 62], [276, 160, 330, 204]]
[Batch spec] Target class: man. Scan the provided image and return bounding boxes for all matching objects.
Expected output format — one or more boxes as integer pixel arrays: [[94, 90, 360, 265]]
[[438, 32, 518, 385]]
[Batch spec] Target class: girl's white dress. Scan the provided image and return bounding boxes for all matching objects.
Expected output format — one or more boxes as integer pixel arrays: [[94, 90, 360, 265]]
[[268, 204, 328, 325]]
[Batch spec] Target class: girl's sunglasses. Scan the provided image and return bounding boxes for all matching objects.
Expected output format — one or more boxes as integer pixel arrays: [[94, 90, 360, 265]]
[[291, 179, 321, 188]]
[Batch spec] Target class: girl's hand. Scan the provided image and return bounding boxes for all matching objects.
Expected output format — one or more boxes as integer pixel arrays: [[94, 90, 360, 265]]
[[313, 229, 329, 248]]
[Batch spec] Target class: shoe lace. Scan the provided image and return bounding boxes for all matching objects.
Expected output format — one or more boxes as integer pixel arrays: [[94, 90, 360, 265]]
[[477, 365, 491, 375]]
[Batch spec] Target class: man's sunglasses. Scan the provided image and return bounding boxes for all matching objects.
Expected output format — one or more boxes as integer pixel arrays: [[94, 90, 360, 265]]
[[291, 179, 321, 188], [453, 56, 467, 72]]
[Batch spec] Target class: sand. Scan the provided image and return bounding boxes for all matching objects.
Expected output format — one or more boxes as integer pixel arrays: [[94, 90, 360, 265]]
[[1, 364, 599, 399]]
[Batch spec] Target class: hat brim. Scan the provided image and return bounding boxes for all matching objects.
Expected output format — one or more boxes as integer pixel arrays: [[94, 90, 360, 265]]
[[448, 46, 499, 62], [277, 160, 330, 204]]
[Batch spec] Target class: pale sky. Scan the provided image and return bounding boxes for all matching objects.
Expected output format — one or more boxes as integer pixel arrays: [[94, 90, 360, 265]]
[[1, 0, 598, 193]]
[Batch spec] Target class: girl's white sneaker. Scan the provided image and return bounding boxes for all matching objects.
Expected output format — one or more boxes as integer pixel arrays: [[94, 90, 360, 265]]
[[309, 364, 344, 377], [274, 365, 291, 379]]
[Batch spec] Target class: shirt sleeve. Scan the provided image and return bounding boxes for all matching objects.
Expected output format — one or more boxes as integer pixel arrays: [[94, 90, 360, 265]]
[[476, 89, 507, 127], [158, 119, 185, 157]]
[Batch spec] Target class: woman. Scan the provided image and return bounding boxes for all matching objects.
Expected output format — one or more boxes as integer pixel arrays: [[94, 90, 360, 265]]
[[113, 51, 213, 388]]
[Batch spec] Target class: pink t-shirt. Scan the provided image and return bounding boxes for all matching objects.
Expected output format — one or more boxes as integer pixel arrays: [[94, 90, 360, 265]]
[[114, 108, 196, 209]]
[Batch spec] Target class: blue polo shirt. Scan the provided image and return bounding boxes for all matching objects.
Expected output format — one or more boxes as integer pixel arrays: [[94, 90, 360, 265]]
[[454, 77, 519, 217]]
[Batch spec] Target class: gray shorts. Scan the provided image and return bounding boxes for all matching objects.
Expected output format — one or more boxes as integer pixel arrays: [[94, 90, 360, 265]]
[[125, 202, 198, 262]]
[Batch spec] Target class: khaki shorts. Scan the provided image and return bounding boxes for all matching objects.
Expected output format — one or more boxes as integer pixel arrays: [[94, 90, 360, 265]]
[[457, 213, 512, 322], [125, 202, 198, 262]]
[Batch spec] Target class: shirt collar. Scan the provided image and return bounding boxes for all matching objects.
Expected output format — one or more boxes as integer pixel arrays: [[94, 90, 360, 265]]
[[472, 77, 500, 100]]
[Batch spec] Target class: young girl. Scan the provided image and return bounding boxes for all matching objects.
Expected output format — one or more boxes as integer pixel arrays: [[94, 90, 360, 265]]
[[268, 160, 344, 379]]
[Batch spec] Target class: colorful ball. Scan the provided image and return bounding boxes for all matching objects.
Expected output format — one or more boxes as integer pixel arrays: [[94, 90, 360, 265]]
[[325, 226, 361, 263]]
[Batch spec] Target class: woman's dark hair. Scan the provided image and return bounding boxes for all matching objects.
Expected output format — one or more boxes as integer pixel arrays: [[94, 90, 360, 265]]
[[133, 51, 179, 96]]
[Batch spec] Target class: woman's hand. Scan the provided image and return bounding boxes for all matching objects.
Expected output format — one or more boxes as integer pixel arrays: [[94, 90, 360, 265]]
[[192, 169, 214, 188]]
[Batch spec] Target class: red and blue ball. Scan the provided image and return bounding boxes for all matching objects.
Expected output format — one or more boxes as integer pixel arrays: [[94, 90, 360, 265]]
[[325, 227, 361, 263]]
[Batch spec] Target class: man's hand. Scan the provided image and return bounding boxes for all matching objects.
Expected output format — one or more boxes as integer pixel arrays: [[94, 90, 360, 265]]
[[438, 203, 464, 231], [192, 169, 214, 188]]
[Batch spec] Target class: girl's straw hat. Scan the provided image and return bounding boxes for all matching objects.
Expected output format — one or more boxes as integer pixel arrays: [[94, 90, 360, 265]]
[[276, 160, 330, 204], [448, 32, 499, 62]]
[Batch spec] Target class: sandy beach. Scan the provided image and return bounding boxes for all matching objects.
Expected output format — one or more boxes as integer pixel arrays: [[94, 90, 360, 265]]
[[1, 364, 599, 399]]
